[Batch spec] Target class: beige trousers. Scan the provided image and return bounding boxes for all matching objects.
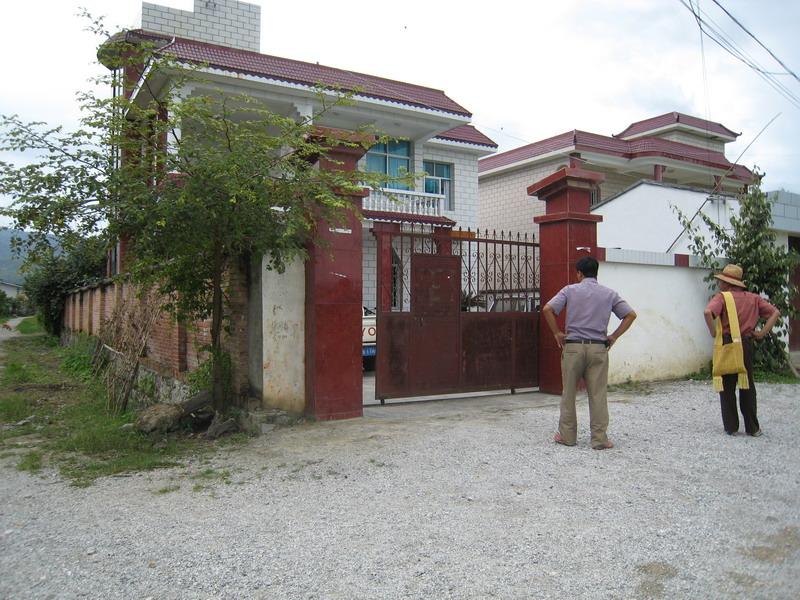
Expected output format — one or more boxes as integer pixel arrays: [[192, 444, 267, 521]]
[[559, 343, 610, 447]]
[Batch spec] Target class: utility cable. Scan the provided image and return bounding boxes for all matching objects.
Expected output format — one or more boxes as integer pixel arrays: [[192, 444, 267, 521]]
[[710, 0, 800, 85]]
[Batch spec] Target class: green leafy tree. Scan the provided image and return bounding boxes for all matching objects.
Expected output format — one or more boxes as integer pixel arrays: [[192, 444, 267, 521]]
[[0, 18, 394, 411], [21, 237, 106, 335], [676, 172, 800, 372]]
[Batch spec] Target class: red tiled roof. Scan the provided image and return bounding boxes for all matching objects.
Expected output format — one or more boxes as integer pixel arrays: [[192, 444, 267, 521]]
[[479, 128, 753, 181], [615, 112, 739, 140], [478, 131, 578, 172], [434, 124, 497, 148], [362, 210, 456, 227], [126, 31, 472, 117]]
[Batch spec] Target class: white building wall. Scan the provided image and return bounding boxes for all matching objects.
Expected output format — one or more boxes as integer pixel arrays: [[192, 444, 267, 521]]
[[421, 142, 482, 230], [593, 183, 738, 254], [599, 259, 713, 383], [141, 0, 260, 52], [260, 256, 305, 412]]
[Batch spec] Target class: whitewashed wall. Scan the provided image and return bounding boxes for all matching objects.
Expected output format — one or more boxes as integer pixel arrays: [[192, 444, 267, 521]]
[[594, 182, 738, 254], [597, 256, 713, 383], [260, 256, 305, 412]]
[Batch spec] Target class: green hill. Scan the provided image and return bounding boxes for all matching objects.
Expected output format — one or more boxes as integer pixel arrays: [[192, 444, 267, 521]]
[[0, 229, 27, 285]]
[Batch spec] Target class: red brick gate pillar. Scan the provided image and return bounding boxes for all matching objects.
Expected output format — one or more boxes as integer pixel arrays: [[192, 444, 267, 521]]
[[305, 130, 371, 420], [530, 168, 604, 395]]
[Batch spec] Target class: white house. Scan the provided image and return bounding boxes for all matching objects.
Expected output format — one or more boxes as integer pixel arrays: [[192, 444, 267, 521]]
[[129, 1, 497, 316], [82, 0, 499, 415]]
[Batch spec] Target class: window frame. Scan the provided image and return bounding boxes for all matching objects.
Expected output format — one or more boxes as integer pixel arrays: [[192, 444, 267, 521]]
[[366, 140, 412, 190], [423, 160, 454, 211]]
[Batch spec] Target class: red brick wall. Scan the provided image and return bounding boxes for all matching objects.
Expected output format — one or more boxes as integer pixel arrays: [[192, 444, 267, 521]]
[[62, 274, 250, 399]]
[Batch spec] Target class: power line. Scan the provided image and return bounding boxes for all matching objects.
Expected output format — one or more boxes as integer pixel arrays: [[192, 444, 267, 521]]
[[677, 0, 800, 109], [710, 0, 800, 85]]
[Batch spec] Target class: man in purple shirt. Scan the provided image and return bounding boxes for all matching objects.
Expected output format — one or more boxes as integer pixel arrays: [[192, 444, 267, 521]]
[[542, 256, 637, 450]]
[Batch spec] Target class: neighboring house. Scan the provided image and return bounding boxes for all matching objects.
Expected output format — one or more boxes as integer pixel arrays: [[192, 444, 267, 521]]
[[478, 112, 753, 236], [0, 280, 22, 299], [591, 180, 800, 352]]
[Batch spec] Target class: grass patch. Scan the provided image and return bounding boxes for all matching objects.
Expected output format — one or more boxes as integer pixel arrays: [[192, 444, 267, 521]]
[[686, 366, 798, 384], [608, 379, 653, 394], [58, 335, 96, 382], [17, 450, 43, 472], [754, 370, 800, 384], [155, 484, 180, 495], [16, 316, 44, 335], [0, 334, 232, 486], [686, 367, 712, 381], [0, 396, 31, 422], [190, 468, 232, 484]]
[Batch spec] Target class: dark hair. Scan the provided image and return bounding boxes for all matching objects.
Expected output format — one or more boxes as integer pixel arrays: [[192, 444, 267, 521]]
[[576, 256, 599, 278]]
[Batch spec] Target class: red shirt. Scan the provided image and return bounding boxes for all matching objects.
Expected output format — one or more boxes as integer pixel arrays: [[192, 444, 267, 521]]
[[706, 290, 777, 336]]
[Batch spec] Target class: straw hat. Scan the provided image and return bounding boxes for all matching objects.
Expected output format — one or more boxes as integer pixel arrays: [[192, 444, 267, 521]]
[[714, 264, 746, 288]]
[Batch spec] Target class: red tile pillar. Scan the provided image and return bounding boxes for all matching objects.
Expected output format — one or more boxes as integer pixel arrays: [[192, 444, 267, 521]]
[[305, 128, 372, 420], [530, 168, 605, 395]]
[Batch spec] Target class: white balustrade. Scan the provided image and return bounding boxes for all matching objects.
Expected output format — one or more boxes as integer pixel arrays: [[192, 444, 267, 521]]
[[364, 188, 444, 217]]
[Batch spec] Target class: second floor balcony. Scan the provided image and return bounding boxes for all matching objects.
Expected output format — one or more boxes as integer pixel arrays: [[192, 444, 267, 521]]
[[363, 187, 446, 218]]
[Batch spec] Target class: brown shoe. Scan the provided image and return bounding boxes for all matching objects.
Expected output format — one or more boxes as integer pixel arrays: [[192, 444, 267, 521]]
[[592, 440, 614, 450]]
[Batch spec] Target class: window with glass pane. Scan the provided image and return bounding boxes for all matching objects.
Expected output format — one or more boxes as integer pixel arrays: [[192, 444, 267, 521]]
[[366, 140, 411, 190], [423, 160, 453, 210]]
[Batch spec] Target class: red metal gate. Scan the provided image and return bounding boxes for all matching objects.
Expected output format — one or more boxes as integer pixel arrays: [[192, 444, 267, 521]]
[[374, 226, 539, 401]]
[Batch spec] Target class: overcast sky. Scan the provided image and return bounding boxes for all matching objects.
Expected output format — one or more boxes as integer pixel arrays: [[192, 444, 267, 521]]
[[1, 0, 799, 213]]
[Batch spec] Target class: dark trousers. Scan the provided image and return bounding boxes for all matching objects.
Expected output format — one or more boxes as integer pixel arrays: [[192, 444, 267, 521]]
[[719, 336, 760, 434]]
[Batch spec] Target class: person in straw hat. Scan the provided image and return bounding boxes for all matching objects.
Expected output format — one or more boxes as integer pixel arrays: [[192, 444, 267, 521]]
[[703, 264, 780, 437]]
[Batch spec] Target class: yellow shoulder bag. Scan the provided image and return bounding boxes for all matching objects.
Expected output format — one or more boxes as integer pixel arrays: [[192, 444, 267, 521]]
[[712, 291, 749, 392]]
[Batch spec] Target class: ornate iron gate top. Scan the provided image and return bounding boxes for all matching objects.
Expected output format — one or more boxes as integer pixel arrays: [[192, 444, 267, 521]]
[[376, 224, 539, 315]]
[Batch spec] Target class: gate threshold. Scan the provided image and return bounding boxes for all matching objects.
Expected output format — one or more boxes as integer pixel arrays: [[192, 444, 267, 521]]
[[363, 373, 538, 406]]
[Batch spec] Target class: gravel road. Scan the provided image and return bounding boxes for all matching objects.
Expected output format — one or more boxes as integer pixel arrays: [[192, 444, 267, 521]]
[[1, 380, 798, 599]]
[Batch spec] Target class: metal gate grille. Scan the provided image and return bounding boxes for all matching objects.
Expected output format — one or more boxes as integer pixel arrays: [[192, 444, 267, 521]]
[[375, 226, 539, 400]]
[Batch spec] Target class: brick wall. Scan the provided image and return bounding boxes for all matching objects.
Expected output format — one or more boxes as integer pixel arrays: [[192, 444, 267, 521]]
[[141, 0, 261, 52], [63, 272, 251, 401]]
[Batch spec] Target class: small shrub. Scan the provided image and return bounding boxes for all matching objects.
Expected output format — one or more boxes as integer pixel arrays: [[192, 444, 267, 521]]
[[136, 372, 158, 404], [59, 336, 96, 382], [186, 359, 212, 395]]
